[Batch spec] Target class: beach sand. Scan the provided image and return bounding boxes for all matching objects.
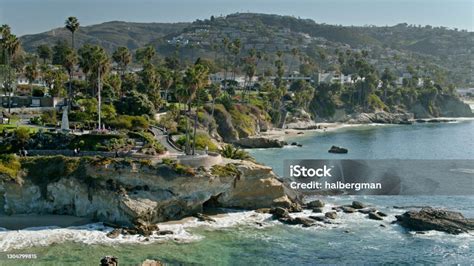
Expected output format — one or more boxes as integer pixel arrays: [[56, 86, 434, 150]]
[[258, 123, 355, 140]]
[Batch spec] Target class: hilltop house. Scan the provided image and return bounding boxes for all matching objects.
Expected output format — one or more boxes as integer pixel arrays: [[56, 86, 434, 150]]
[[316, 71, 363, 85], [394, 73, 424, 87], [209, 72, 258, 88]]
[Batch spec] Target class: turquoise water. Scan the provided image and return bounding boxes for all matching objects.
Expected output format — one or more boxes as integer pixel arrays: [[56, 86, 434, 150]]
[[1, 120, 473, 265], [249, 120, 474, 176]]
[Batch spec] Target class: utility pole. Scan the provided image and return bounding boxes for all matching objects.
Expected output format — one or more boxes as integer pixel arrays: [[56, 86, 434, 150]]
[[97, 67, 101, 130]]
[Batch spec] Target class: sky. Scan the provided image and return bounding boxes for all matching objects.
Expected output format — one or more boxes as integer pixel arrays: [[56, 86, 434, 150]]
[[1, 0, 473, 36]]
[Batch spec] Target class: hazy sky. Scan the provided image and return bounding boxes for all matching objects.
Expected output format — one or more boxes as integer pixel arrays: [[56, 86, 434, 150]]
[[1, 0, 473, 36]]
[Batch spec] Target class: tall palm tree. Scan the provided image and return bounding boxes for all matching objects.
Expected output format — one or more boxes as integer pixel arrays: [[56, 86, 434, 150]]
[[63, 49, 77, 107], [183, 64, 209, 155], [112, 46, 131, 81], [136, 45, 155, 65], [25, 59, 39, 93], [65, 17, 80, 50], [112, 47, 131, 97], [221, 37, 229, 91], [64, 17, 79, 109], [208, 83, 221, 133], [158, 67, 173, 102], [1, 25, 20, 113], [79, 45, 110, 97], [288, 47, 299, 76]]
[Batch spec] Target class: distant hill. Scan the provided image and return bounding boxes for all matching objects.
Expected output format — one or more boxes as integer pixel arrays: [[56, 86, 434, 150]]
[[19, 13, 473, 86], [20, 21, 188, 52]]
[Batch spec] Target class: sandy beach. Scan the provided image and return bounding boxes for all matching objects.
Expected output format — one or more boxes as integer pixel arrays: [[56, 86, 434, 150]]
[[258, 123, 364, 140]]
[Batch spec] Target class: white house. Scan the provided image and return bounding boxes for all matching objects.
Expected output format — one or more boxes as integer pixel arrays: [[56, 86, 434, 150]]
[[209, 72, 258, 88], [317, 72, 363, 85]]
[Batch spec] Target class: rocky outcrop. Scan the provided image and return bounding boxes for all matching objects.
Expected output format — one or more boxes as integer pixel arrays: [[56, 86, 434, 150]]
[[395, 208, 474, 234], [347, 112, 414, 124], [234, 137, 286, 149], [328, 146, 348, 154], [411, 95, 473, 118], [0, 156, 295, 228], [210, 105, 239, 142]]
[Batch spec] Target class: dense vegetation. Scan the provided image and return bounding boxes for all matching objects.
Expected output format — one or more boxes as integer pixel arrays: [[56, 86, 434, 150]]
[[18, 13, 473, 87], [1, 13, 472, 159]]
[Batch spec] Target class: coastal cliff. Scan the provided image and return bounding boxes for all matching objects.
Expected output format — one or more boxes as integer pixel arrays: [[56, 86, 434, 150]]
[[0, 156, 294, 227]]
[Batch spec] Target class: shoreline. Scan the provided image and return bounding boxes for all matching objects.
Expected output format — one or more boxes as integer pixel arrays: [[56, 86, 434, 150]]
[[256, 117, 474, 142]]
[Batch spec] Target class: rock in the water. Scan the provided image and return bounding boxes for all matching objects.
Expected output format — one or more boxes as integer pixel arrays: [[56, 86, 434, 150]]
[[255, 208, 271, 214], [279, 216, 315, 227], [377, 211, 388, 217], [309, 215, 326, 222], [289, 202, 303, 213], [328, 146, 348, 154], [294, 217, 316, 227], [358, 208, 377, 214], [157, 230, 174, 235], [234, 137, 286, 148], [141, 259, 164, 266], [352, 201, 366, 209], [341, 206, 356, 213], [368, 212, 384, 220], [134, 219, 159, 237], [100, 256, 119, 266], [325, 211, 337, 219], [194, 213, 216, 223], [312, 207, 323, 213], [106, 228, 122, 239], [271, 207, 290, 219], [307, 199, 325, 208], [395, 208, 474, 234]]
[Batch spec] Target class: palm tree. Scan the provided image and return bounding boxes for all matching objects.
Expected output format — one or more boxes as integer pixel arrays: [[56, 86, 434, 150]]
[[183, 64, 209, 155], [78, 45, 110, 97], [158, 67, 173, 102], [136, 45, 155, 65], [209, 83, 221, 117], [288, 47, 299, 76], [25, 59, 39, 93], [112, 46, 131, 78], [1, 25, 21, 113], [221, 38, 229, 91], [242, 49, 257, 102], [63, 48, 77, 107], [65, 17, 80, 50], [230, 38, 241, 81], [36, 44, 52, 64]]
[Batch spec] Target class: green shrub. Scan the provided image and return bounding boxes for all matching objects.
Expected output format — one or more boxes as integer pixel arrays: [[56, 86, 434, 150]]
[[220, 144, 253, 161], [367, 94, 387, 111], [211, 164, 240, 178], [0, 154, 22, 183], [176, 133, 218, 152], [69, 134, 126, 151], [32, 87, 45, 97], [108, 115, 149, 130], [41, 110, 57, 125]]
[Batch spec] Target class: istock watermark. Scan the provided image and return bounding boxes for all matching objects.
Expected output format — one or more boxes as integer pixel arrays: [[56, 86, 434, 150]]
[[283, 159, 474, 195]]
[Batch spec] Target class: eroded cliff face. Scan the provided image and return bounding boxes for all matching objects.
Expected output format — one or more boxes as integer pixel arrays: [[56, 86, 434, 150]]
[[0, 156, 293, 226]]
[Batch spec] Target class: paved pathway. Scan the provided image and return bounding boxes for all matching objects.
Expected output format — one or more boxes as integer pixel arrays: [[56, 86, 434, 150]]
[[150, 126, 183, 155]]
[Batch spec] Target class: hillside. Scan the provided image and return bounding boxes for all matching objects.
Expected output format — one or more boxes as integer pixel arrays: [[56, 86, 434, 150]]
[[20, 21, 188, 52], [19, 13, 473, 86]]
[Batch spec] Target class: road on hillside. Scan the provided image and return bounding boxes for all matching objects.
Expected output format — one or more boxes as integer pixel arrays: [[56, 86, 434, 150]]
[[150, 126, 183, 155]]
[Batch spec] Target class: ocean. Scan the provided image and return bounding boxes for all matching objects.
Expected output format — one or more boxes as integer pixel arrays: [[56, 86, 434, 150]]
[[1, 120, 473, 265]]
